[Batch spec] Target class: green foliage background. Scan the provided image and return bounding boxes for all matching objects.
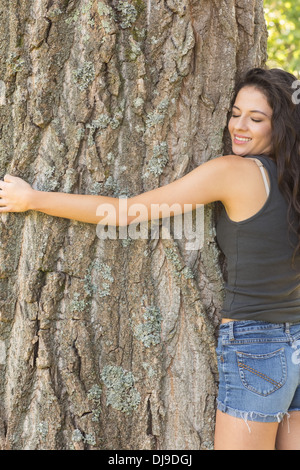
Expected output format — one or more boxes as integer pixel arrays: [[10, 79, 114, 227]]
[[264, 0, 300, 77]]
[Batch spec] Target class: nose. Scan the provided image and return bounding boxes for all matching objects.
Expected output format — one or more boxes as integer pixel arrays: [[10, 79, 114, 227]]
[[233, 115, 248, 131]]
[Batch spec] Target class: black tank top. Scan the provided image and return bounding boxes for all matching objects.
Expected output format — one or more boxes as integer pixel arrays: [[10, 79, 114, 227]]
[[216, 155, 300, 323]]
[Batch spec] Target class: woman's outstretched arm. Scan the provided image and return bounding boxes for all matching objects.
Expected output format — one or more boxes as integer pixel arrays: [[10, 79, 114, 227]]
[[0, 155, 241, 225], [0, 175, 123, 225]]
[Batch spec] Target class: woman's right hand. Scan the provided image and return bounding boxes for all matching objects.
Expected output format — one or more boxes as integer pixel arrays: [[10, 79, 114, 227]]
[[0, 174, 35, 213]]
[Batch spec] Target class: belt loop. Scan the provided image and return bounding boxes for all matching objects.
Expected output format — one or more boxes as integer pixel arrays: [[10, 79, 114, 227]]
[[285, 322, 290, 335], [229, 321, 235, 341], [285, 322, 293, 345]]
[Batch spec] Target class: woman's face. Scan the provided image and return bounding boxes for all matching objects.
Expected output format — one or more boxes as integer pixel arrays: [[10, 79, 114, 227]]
[[228, 86, 273, 157]]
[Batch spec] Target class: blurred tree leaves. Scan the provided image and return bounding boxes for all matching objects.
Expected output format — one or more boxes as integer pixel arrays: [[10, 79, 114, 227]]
[[264, 0, 300, 77]]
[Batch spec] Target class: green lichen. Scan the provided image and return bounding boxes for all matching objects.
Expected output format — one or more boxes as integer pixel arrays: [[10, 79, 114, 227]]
[[88, 181, 104, 195], [164, 247, 182, 276], [131, 303, 162, 348], [87, 384, 102, 400], [169, 72, 179, 83], [42, 167, 59, 191], [6, 52, 25, 73], [71, 292, 88, 313], [47, 7, 63, 19], [133, 97, 144, 108], [110, 110, 123, 129], [72, 429, 84, 443], [90, 114, 111, 131], [65, 9, 80, 24], [104, 175, 119, 195], [37, 421, 48, 441], [164, 247, 195, 279], [142, 362, 156, 378], [82, 0, 94, 14], [157, 98, 170, 112], [66, 0, 93, 25], [106, 152, 115, 164], [98, 1, 113, 16], [97, 1, 115, 33], [143, 142, 169, 178], [63, 168, 77, 193], [146, 111, 164, 128], [85, 433, 96, 446], [116, 1, 138, 29], [76, 127, 85, 142], [101, 365, 141, 415], [73, 62, 95, 91], [182, 266, 194, 279], [84, 260, 114, 298], [86, 114, 111, 145], [87, 384, 102, 421], [86, 109, 123, 146], [146, 99, 170, 128], [72, 429, 96, 446], [121, 238, 132, 247], [126, 36, 142, 61]]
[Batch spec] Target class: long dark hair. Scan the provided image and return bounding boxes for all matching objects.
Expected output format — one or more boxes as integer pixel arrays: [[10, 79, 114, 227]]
[[232, 67, 300, 262]]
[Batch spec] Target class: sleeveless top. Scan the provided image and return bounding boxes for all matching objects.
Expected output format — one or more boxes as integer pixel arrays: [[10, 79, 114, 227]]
[[216, 155, 300, 323]]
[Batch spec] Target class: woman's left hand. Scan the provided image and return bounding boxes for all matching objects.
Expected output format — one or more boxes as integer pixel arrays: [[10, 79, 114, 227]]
[[0, 174, 35, 213]]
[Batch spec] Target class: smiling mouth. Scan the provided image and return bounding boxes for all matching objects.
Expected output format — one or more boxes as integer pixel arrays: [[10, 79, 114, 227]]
[[234, 135, 252, 144]]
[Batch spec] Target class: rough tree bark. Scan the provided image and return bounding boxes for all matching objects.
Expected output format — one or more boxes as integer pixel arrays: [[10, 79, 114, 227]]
[[0, 0, 267, 450]]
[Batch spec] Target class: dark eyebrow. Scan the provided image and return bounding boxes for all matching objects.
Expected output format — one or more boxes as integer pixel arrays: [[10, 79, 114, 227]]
[[232, 105, 270, 117]]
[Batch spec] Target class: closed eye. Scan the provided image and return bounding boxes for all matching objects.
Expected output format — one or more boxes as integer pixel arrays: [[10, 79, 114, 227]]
[[231, 114, 262, 123]]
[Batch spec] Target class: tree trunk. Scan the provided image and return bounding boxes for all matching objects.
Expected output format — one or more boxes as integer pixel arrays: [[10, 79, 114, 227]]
[[0, 0, 267, 450]]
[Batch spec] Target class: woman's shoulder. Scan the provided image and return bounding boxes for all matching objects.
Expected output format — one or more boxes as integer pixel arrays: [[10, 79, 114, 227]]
[[217, 154, 259, 163], [212, 154, 259, 172], [215, 154, 272, 221], [200, 155, 260, 187], [215, 154, 271, 170], [213, 154, 252, 165]]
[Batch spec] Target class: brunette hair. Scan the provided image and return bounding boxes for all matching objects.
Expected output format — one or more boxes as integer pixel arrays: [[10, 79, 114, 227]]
[[232, 67, 300, 262]]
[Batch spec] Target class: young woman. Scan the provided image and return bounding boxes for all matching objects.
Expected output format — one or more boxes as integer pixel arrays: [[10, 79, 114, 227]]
[[1, 68, 300, 450]]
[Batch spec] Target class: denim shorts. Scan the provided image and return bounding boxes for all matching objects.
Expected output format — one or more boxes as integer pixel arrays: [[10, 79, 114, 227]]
[[216, 320, 300, 423]]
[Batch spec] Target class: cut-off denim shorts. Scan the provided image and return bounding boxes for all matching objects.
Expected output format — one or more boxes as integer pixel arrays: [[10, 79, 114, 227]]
[[216, 320, 300, 424]]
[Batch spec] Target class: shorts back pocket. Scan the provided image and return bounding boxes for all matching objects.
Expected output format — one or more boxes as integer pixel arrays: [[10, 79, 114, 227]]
[[236, 348, 287, 397]]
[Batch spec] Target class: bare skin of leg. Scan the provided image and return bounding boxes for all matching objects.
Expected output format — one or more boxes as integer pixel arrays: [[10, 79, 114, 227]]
[[275, 411, 300, 450], [214, 410, 279, 450]]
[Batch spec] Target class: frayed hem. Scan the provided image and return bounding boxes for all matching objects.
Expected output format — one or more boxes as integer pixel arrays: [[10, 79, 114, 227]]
[[217, 400, 289, 432]]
